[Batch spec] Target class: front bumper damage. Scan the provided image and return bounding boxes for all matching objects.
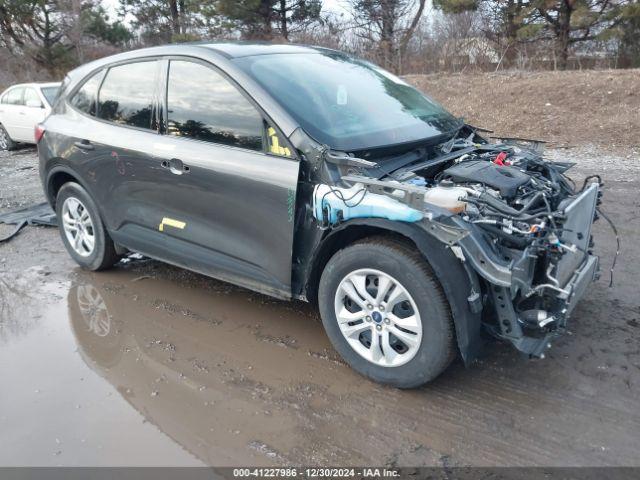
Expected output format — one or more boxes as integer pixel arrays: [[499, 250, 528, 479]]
[[454, 182, 601, 357], [300, 124, 603, 361]]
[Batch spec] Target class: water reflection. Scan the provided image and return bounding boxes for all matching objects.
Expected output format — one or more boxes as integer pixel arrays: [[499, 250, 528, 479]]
[[66, 276, 376, 466], [76, 285, 111, 337]]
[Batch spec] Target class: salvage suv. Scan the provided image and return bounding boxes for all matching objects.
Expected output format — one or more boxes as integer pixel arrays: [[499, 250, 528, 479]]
[[38, 43, 601, 387]]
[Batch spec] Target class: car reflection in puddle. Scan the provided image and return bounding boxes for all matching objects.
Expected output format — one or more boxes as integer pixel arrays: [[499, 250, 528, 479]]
[[67, 274, 380, 466]]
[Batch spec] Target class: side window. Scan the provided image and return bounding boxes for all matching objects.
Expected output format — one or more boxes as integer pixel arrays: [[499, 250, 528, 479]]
[[0, 93, 7, 104], [166, 60, 263, 151], [98, 61, 158, 129], [24, 88, 42, 107], [6, 88, 24, 105], [70, 71, 103, 116]]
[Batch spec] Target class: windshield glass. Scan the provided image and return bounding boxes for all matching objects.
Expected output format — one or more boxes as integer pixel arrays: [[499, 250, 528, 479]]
[[236, 52, 459, 151], [41, 86, 60, 106]]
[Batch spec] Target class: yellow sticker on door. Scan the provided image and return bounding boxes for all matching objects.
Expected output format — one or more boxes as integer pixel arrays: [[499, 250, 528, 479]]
[[267, 127, 291, 157], [159, 217, 186, 232]]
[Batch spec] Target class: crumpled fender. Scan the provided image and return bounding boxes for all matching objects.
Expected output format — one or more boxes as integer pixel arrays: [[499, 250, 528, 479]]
[[319, 218, 484, 365]]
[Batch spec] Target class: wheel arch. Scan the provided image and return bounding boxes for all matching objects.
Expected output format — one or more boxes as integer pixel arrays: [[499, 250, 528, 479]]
[[45, 165, 89, 209], [305, 218, 484, 365]]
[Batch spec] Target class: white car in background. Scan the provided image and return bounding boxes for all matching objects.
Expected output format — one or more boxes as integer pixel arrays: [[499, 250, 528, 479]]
[[0, 82, 60, 150]]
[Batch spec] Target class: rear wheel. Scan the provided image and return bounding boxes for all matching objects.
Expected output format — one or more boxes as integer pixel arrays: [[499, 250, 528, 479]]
[[0, 124, 17, 151], [56, 182, 120, 270], [318, 237, 455, 388]]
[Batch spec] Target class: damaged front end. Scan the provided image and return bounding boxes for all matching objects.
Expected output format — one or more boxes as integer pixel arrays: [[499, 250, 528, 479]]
[[299, 129, 602, 359]]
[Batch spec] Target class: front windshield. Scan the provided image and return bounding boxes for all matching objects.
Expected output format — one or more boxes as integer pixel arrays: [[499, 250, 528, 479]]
[[236, 52, 460, 151]]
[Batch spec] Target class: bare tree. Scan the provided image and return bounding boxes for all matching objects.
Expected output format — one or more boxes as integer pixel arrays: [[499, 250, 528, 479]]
[[348, 0, 427, 73]]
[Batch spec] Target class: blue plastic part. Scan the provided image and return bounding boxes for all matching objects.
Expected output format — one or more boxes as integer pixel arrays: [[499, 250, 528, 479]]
[[313, 184, 423, 226], [407, 177, 427, 187]]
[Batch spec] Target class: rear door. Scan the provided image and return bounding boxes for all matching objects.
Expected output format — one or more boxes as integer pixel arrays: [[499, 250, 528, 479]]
[[59, 60, 163, 234], [84, 60, 163, 232], [147, 58, 300, 298]]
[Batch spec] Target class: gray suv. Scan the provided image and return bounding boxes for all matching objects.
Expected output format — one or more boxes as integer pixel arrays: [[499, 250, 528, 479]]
[[38, 43, 601, 387]]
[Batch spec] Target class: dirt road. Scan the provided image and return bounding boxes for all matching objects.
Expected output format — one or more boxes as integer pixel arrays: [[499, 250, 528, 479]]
[[0, 144, 639, 467]]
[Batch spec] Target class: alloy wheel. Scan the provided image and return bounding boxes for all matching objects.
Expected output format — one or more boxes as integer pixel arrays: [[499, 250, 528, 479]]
[[334, 268, 423, 367], [62, 197, 96, 257]]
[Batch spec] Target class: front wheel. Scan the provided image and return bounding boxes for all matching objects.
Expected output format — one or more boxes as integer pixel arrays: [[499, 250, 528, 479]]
[[0, 124, 17, 151], [318, 237, 455, 388]]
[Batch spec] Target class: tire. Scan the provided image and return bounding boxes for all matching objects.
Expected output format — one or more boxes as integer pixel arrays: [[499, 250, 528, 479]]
[[0, 124, 17, 151], [318, 236, 455, 388], [56, 182, 120, 271]]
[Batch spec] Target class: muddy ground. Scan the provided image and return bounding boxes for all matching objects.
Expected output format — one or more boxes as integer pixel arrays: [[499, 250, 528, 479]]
[[1, 143, 638, 468]]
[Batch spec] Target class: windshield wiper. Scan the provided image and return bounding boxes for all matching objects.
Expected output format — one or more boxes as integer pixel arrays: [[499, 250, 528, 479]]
[[441, 122, 478, 154], [323, 149, 378, 169], [365, 148, 426, 180], [440, 124, 465, 154]]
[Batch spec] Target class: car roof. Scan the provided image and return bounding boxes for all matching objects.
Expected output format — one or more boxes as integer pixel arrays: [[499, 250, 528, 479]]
[[68, 42, 340, 73], [3, 82, 61, 90], [194, 41, 338, 58]]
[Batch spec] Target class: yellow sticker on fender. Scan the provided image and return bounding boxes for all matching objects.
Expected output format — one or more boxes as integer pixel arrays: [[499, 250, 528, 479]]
[[159, 217, 186, 232]]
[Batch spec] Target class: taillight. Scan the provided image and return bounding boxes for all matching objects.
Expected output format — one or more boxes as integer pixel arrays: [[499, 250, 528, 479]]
[[34, 124, 45, 143]]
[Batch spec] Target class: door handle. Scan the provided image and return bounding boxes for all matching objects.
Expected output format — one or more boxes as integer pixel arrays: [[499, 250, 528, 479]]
[[74, 140, 94, 151], [161, 158, 190, 175]]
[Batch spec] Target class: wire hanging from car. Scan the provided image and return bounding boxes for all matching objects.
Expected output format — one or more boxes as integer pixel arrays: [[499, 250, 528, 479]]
[[318, 145, 369, 214], [596, 208, 619, 288], [580, 175, 603, 192]]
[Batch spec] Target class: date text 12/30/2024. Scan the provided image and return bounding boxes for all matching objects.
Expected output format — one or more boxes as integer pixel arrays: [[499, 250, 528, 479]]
[[232, 468, 401, 478]]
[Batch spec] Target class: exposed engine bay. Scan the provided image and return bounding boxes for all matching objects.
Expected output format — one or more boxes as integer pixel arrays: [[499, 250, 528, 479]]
[[309, 129, 604, 358]]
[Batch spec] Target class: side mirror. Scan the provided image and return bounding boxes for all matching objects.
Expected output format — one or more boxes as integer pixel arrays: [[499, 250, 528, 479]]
[[26, 99, 43, 108]]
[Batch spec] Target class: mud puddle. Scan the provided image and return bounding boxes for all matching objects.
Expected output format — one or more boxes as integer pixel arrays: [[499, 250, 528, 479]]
[[1, 260, 639, 467]]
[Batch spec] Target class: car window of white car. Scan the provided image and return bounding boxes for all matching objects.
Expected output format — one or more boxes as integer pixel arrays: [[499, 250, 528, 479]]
[[24, 88, 43, 108], [5, 88, 24, 105]]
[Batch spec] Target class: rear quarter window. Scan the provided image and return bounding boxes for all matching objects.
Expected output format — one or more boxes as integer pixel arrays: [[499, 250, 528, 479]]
[[70, 71, 104, 116]]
